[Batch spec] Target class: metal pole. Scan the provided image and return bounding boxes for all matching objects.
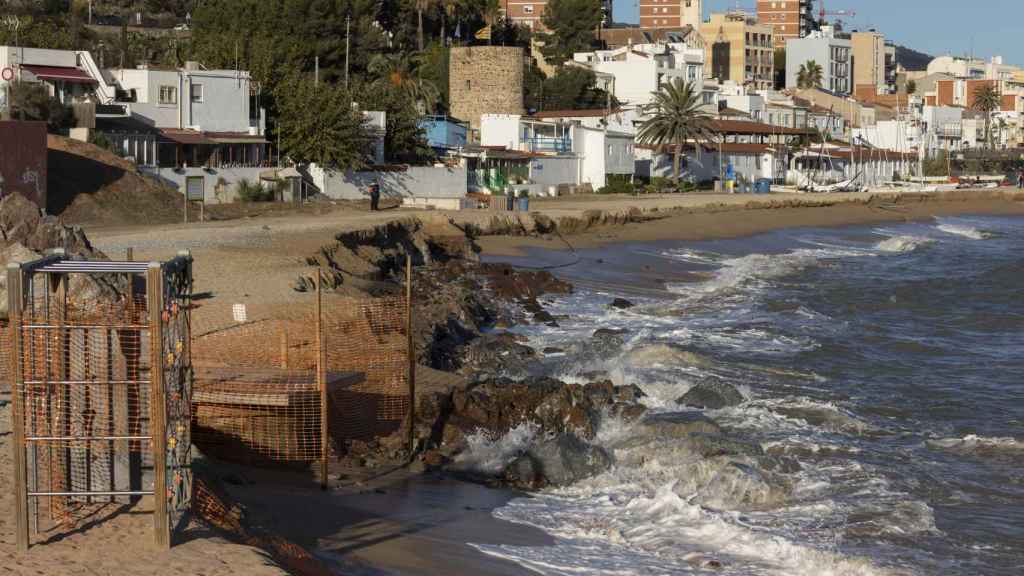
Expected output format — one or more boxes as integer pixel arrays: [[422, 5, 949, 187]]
[[345, 16, 350, 90], [316, 270, 328, 490], [406, 253, 415, 456], [8, 262, 29, 552], [147, 262, 169, 549]]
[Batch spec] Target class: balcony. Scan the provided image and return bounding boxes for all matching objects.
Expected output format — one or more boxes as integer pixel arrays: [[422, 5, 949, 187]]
[[526, 136, 572, 154]]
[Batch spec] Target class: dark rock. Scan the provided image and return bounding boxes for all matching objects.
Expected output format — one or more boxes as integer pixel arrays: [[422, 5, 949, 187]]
[[609, 298, 635, 309], [505, 435, 612, 488], [503, 453, 542, 489], [583, 379, 616, 405], [676, 381, 745, 410], [593, 328, 628, 339], [610, 402, 648, 423], [543, 347, 565, 355], [638, 412, 722, 438], [533, 310, 555, 323], [614, 384, 646, 403], [685, 433, 764, 458], [457, 332, 537, 375], [435, 377, 649, 450], [579, 370, 610, 381], [480, 263, 573, 302]]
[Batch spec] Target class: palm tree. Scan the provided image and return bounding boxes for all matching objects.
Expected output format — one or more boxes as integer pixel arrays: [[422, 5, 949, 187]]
[[368, 53, 441, 113], [416, 0, 430, 51], [973, 83, 1001, 150], [637, 78, 717, 183], [796, 60, 824, 89]]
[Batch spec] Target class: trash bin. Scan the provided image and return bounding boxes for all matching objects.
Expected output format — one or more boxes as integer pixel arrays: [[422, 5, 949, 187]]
[[507, 195, 516, 211], [755, 178, 772, 194], [517, 197, 530, 212]]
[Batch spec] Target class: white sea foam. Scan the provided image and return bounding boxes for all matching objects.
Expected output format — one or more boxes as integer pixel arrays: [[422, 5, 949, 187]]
[[874, 235, 935, 253], [453, 422, 539, 474], [472, 452, 905, 576], [925, 434, 1024, 452], [936, 223, 990, 240]]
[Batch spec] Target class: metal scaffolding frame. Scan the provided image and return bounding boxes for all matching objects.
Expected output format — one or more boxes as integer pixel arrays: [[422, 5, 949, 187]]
[[6, 250, 193, 551]]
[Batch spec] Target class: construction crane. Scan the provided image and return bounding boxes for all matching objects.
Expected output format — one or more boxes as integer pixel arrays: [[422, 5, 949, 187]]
[[819, 1, 856, 27]]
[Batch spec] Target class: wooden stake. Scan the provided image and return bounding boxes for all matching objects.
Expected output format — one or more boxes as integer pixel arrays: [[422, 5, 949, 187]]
[[280, 328, 289, 369], [8, 263, 28, 552], [126, 247, 133, 262], [147, 263, 169, 549], [406, 253, 415, 456], [316, 270, 327, 490]]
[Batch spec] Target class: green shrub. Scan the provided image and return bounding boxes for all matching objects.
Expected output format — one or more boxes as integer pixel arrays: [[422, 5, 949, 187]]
[[235, 178, 273, 202], [597, 174, 638, 194]]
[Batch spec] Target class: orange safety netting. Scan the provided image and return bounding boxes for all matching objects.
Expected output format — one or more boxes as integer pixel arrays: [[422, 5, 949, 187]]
[[189, 294, 410, 466], [7, 259, 193, 545]]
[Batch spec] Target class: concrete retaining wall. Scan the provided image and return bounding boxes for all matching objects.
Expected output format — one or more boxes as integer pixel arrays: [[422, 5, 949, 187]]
[[143, 166, 269, 203], [309, 165, 467, 201]]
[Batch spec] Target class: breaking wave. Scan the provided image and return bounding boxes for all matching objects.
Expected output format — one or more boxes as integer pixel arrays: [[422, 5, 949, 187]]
[[936, 223, 991, 240], [875, 235, 935, 253]]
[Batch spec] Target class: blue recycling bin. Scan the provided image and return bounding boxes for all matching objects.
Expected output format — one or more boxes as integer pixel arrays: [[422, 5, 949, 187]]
[[517, 198, 530, 212], [755, 178, 772, 194]]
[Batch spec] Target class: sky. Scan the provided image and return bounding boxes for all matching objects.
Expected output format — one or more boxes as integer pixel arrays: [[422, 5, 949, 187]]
[[611, 0, 1024, 66]]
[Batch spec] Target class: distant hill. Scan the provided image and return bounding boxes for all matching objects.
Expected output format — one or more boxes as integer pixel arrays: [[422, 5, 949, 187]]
[[895, 45, 933, 72]]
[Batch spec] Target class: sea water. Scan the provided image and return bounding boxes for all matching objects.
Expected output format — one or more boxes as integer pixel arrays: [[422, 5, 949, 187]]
[[468, 215, 1024, 575]]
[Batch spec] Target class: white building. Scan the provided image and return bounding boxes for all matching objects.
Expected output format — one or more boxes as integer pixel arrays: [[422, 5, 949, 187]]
[[479, 113, 634, 191], [785, 27, 853, 95], [572, 42, 705, 109], [109, 62, 265, 135], [853, 119, 921, 155], [0, 46, 115, 110]]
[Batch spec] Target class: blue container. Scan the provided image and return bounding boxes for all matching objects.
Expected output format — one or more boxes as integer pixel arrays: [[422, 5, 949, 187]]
[[507, 195, 516, 211], [517, 198, 529, 212], [755, 178, 772, 194]]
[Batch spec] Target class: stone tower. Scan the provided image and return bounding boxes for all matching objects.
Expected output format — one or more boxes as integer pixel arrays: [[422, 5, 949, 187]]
[[449, 46, 525, 131]]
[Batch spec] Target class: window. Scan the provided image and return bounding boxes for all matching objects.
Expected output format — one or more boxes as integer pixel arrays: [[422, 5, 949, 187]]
[[523, 4, 534, 13], [191, 83, 203, 103], [159, 85, 177, 105]]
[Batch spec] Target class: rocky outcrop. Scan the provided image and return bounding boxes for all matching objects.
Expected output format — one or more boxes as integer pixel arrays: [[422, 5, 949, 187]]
[[0, 194, 109, 318], [503, 435, 612, 489], [416, 375, 647, 454], [636, 412, 722, 438], [676, 381, 745, 410], [609, 298, 634, 309]]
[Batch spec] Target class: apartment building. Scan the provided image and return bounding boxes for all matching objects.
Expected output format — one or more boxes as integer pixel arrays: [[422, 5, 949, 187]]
[[756, 0, 816, 49], [785, 26, 852, 95], [505, 0, 611, 30], [851, 30, 886, 96], [573, 41, 705, 107], [700, 12, 775, 91], [640, 0, 702, 30]]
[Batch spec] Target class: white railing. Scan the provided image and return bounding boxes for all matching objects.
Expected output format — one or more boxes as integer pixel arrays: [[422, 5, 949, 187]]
[[76, 51, 117, 103]]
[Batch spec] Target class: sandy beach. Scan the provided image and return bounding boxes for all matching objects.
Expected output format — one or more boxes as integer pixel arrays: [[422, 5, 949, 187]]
[[3, 188, 1024, 575]]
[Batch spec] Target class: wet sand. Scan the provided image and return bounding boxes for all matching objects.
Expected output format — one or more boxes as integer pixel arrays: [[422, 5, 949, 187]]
[[209, 459, 553, 576], [479, 190, 1024, 256]]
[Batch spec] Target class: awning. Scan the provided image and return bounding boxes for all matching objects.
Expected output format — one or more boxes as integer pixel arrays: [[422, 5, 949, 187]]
[[159, 129, 217, 145], [207, 132, 269, 144], [20, 65, 97, 84]]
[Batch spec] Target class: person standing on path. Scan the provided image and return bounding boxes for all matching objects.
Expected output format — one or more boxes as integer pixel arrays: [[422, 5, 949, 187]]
[[1017, 170, 1024, 189], [368, 181, 381, 211]]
